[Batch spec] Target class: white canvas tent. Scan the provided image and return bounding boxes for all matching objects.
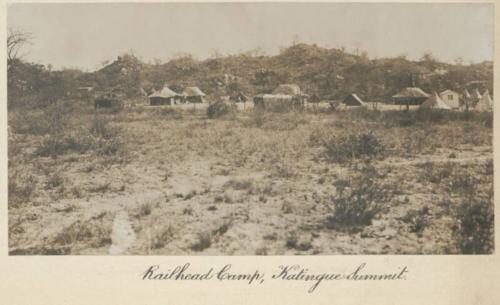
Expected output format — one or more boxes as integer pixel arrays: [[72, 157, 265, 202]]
[[474, 89, 493, 111], [420, 92, 451, 110]]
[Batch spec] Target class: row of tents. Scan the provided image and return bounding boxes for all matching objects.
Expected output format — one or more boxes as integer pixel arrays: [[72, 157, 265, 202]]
[[390, 87, 493, 111], [344, 87, 493, 111], [148, 85, 207, 105], [148, 83, 493, 112]]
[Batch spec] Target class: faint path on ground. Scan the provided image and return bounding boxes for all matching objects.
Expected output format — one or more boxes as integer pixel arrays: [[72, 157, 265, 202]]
[[109, 211, 136, 255], [386, 155, 492, 167]]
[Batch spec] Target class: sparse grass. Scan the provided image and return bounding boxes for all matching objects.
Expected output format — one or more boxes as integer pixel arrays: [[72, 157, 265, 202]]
[[224, 178, 254, 190], [418, 162, 454, 184], [151, 225, 175, 249], [326, 164, 393, 232], [285, 231, 312, 251], [207, 101, 236, 119], [9, 103, 69, 135], [323, 131, 385, 163], [8, 171, 36, 208], [401, 207, 430, 236], [45, 173, 64, 190], [191, 232, 212, 252], [88, 183, 111, 194], [33, 115, 122, 158], [138, 202, 153, 217], [89, 116, 119, 139], [52, 215, 112, 251], [8, 105, 494, 255], [454, 196, 494, 254]]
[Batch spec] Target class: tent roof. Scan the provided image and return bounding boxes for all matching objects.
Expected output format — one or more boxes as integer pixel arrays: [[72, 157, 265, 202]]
[[149, 85, 181, 98], [463, 88, 471, 99], [392, 87, 430, 99], [472, 88, 482, 99], [273, 84, 302, 95], [475, 90, 492, 111], [420, 92, 451, 110], [343, 93, 365, 105], [440, 89, 459, 96], [183, 86, 206, 97]]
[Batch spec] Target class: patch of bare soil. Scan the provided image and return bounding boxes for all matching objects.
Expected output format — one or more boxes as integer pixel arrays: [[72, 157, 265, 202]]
[[8, 108, 494, 255]]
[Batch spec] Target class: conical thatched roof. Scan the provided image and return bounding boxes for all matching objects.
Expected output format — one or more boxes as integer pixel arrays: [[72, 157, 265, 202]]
[[273, 84, 302, 95], [392, 87, 430, 99], [149, 85, 181, 98], [183, 86, 206, 97], [475, 90, 492, 111], [420, 92, 451, 110]]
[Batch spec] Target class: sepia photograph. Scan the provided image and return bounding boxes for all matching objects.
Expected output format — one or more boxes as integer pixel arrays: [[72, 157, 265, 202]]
[[7, 2, 494, 255]]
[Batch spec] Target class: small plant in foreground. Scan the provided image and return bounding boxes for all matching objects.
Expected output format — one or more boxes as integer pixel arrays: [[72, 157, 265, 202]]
[[207, 101, 236, 119], [326, 164, 392, 232], [324, 131, 384, 163], [454, 197, 494, 254], [401, 206, 430, 236]]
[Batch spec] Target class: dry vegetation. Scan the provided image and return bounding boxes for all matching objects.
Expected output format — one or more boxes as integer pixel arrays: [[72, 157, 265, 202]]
[[8, 101, 494, 255]]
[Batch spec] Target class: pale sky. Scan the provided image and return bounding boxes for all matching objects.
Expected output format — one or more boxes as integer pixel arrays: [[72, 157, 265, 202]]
[[7, 2, 494, 71]]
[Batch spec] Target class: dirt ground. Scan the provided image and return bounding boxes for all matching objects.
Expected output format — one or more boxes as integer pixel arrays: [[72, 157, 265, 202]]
[[8, 103, 494, 255]]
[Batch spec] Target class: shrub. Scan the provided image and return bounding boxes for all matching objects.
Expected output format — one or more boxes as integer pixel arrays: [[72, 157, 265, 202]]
[[247, 108, 265, 127], [207, 101, 236, 119], [324, 131, 385, 163], [447, 169, 479, 196], [9, 104, 68, 135], [34, 133, 92, 157], [89, 116, 118, 139], [401, 207, 430, 236], [151, 225, 175, 249], [34, 117, 122, 157], [454, 198, 494, 254], [326, 164, 392, 232], [153, 107, 182, 118], [418, 162, 454, 184], [191, 232, 212, 251], [8, 171, 36, 208], [224, 178, 254, 190], [52, 217, 112, 250]]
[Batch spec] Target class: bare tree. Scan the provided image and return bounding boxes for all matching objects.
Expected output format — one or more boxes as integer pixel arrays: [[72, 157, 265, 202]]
[[7, 27, 33, 65]]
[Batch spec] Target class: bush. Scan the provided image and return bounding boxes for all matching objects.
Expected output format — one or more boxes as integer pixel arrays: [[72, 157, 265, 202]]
[[8, 171, 36, 208], [324, 131, 385, 163], [326, 164, 393, 232], [34, 117, 122, 157], [9, 104, 68, 135], [89, 116, 118, 139], [249, 108, 265, 127], [401, 207, 430, 236], [152, 107, 182, 118], [207, 101, 236, 119], [454, 198, 494, 254], [34, 133, 92, 157]]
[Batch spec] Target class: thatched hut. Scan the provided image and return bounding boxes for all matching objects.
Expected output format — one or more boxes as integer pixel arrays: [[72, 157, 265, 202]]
[[183, 87, 206, 103], [392, 87, 430, 110], [148, 85, 183, 105]]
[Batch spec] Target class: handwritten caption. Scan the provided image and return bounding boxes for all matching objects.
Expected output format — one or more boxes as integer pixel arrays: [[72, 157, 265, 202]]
[[141, 263, 408, 293]]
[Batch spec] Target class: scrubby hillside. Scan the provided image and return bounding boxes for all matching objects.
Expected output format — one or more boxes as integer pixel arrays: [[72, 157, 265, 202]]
[[8, 43, 493, 108]]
